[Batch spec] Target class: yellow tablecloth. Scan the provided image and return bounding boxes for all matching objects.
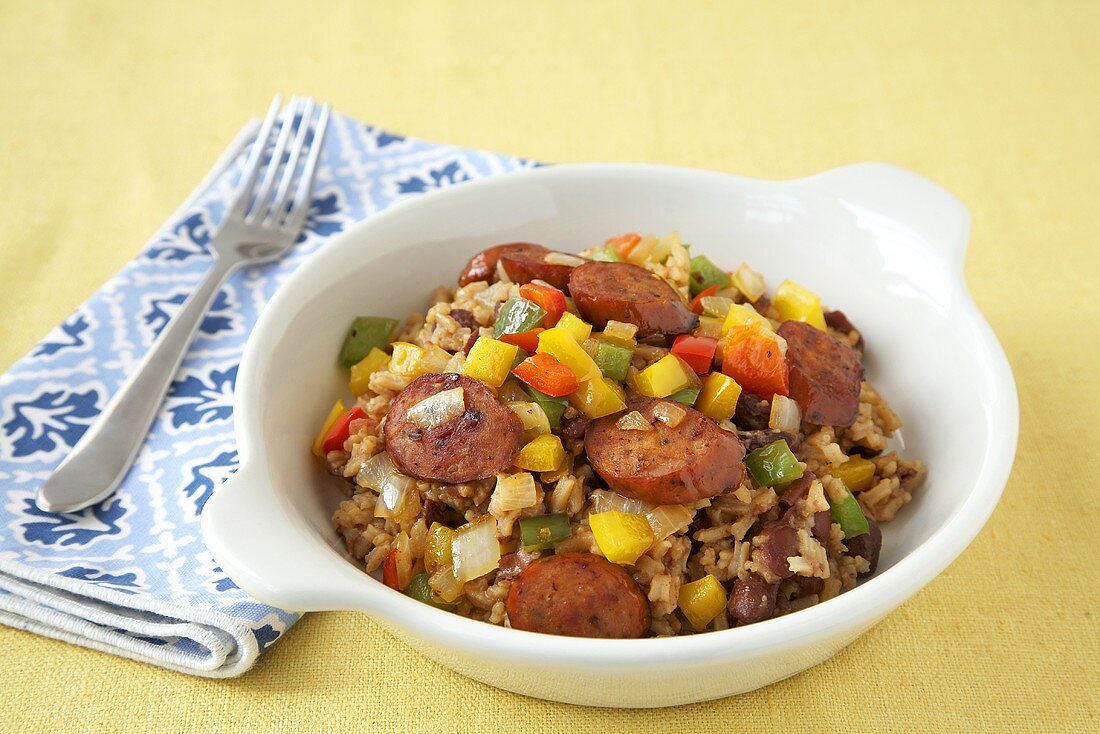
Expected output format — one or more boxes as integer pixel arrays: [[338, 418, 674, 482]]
[[1, 1, 1096, 731]]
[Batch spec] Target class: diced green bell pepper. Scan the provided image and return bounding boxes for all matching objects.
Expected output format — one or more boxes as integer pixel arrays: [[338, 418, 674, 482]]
[[519, 513, 572, 551], [522, 384, 568, 429], [494, 297, 546, 337], [402, 573, 457, 611], [593, 340, 633, 382], [589, 246, 623, 262], [689, 255, 731, 297], [829, 483, 870, 538], [338, 316, 398, 367], [668, 385, 701, 405], [745, 439, 804, 487]]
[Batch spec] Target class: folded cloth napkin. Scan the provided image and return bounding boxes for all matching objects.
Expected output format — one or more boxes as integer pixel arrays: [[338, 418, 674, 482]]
[[0, 109, 538, 677]]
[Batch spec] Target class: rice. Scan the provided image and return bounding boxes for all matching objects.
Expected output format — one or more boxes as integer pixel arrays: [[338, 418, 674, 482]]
[[325, 241, 925, 636]]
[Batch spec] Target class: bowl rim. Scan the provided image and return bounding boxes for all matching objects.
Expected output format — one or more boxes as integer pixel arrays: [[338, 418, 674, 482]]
[[215, 161, 1019, 666]]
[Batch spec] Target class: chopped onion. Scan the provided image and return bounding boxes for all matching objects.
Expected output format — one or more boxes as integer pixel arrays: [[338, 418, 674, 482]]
[[733, 263, 767, 302], [359, 452, 418, 519], [582, 338, 601, 359], [508, 401, 551, 438], [498, 380, 527, 403], [391, 531, 415, 590], [543, 252, 586, 267], [769, 394, 802, 432], [645, 504, 695, 542], [406, 387, 465, 431], [428, 565, 466, 603], [589, 488, 653, 516], [452, 519, 501, 583], [700, 296, 734, 319], [495, 259, 512, 283], [489, 472, 538, 515], [603, 320, 639, 345], [616, 410, 653, 431], [652, 401, 686, 428]]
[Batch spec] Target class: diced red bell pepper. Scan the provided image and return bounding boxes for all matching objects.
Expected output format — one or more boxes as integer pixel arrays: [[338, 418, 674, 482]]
[[518, 283, 566, 327], [671, 334, 719, 374], [321, 406, 367, 454], [721, 326, 789, 397], [689, 285, 719, 315], [605, 233, 642, 257], [511, 353, 580, 397], [499, 328, 545, 352], [382, 548, 400, 590]]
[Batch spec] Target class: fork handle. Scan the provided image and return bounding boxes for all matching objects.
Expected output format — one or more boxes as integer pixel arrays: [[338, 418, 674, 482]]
[[37, 256, 239, 513]]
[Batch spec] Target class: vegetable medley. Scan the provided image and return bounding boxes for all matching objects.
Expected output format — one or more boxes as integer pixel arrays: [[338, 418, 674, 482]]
[[316, 233, 925, 637]]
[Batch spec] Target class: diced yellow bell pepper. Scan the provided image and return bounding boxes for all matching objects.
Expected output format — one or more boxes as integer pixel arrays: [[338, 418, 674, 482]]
[[462, 336, 519, 388], [678, 574, 728, 631], [424, 522, 455, 575], [311, 400, 346, 457], [722, 302, 773, 334], [514, 434, 567, 473], [833, 456, 877, 492], [773, 279, 826, 331], [600, 320, 638, 347], [590, 511, 655, 565], [556, 311, 593, 343], [634, 354, 695, 398], [695, 372, 743, 423], [537, 328, 601, 382], [568, 377, 627, 419], [390, 342, 452, 379], [349, 347, 390, 396]]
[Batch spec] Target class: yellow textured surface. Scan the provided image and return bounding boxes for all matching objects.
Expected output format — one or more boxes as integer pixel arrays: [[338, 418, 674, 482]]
[[1, 1, 1097, 731]]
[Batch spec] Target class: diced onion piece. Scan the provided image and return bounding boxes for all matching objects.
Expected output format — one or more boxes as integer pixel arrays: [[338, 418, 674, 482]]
[[428, 565, 466, 603], [391, 531, 415, 591], [581, 337, 601, 358], [616, 410, 653, 431], [425, 522, 456, 575], [406, 387, 465, 431], [544, 252, 586, 267], [732, 263, 766, 302], [652, 401, 686, 428], [769, 394, 802, 432], [602, 320, 639, 347], [499, 380, 528, 403], [646, 504, 694, 542], [508, 401, 551, 438], [452, 519, 501, 583], [694, 316, 724, 340], [700, 296, 734, 319], [589, 489, 653, 516], [489, 472, 539, 514], [358, 452, 418, 519], [495, 259, 512, 283]]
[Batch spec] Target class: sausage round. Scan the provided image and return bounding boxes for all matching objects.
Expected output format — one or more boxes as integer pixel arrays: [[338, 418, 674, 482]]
[[584, 397, 745, 505], [383, 373, 523, 483], [458, 243, 550, 286], [506, 552, 650, 638], [498, 248, 581, 291], [776, 320, 862, 427], [569, 262, 698, 337]]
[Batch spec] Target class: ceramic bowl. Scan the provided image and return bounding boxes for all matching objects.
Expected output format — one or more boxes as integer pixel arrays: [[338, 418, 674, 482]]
[[201, 162, 1017, 707]]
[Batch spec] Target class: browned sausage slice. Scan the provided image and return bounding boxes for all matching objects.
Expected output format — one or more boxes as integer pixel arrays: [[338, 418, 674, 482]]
[[383, 373, 523, 483], [569, 262, 698, 337], [506, 553, 650, 638], [458, 243, 550, 286], [776, 321, 862, 427], [498, 249, 582, 291], [585, 397, 745, 505]]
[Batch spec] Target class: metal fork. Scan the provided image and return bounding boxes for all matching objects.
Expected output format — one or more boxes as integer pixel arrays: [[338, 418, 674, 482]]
[[38, 95, 332, 514]]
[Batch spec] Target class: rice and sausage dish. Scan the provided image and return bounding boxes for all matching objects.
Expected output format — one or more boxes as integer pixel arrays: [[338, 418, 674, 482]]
[[313, 233, 925, 637]]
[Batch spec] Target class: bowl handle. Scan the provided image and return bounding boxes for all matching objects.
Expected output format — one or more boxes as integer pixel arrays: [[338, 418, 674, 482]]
[[802, 162, 971, 273], [201, 463, 373, 613]]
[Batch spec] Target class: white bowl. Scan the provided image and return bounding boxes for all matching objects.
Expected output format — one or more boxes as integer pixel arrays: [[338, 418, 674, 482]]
[[201, 163, 1017, 707]]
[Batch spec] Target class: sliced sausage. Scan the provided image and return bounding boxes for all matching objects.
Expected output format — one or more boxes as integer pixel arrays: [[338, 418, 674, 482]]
[[458, 242, 550, 286], [843, 517, 882, 576], [776, 321, 862, 427], [498, 249, 582, 291], [824, 309, 865, 351], [506, 552, 650, 638], [585, 397, 745, 505], [383, 373, 523, 483], [569, 262, 698, 337], [729, 573, 778, 625]]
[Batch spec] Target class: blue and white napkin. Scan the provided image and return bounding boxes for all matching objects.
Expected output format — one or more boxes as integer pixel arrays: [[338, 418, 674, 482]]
[[0, 108, 538, 677]]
